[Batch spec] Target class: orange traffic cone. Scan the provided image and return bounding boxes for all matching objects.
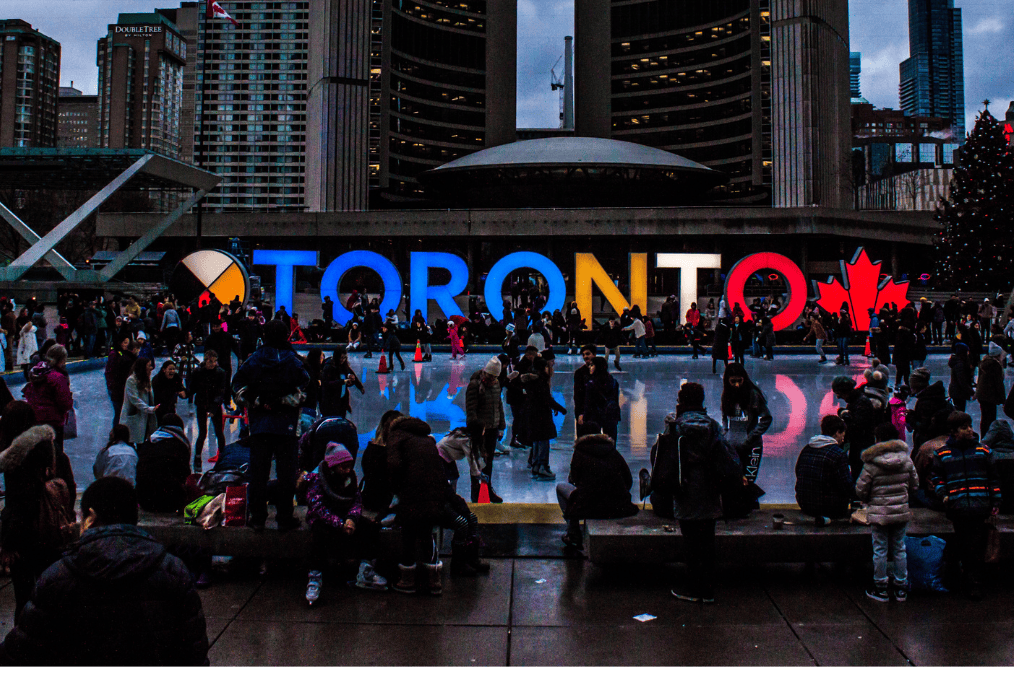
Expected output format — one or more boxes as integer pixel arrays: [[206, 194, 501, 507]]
[[377, 354, 390, 374], [478, 480, 491, 504], [727, 345, 733, 360], [413, 340, 424, 362], [863, 337, 872, 357]]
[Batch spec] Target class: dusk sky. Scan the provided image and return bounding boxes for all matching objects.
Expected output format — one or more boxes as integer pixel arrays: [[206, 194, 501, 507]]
[[15, 0, 1014, 133]]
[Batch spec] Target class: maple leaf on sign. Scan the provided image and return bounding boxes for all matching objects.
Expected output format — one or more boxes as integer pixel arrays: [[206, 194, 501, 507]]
[[813, 249, 912, 332]]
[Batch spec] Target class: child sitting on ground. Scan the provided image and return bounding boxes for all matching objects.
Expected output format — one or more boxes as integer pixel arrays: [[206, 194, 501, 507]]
[[855, 422, 919, 602]]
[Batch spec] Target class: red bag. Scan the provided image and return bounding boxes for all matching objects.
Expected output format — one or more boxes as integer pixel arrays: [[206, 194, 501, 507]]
[[223, 484, 248, 527], [184, 473, 204, 505]]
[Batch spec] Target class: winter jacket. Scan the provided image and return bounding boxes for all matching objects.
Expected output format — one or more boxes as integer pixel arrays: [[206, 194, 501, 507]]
[[572, 364, 591, 418], [120, 375, 157, 444], [385, 417, 447, 525], [582, 374, 621, 428], [794, 435, 855, 519], [0, 425, 70, 559], [188, 364, 229, 411], [93, 442, 138, 485], [855, 440, 919, 525], [305, 466, 363, 530], [663, 409, 742, 521], [841, 388, 878, 478], [888, 397, 907, 442], [931, 436, 1002, 518], [564, 434, 638, 520], [152, 372, 185, 423], [436, 428, 481, 478], [976, 355, 1006, 405], [204, 330, 237, 365], [982, 420, 1014, 514], [0, 524, 209, 666], [723, 386, 772, 449], [298, 416, 360, 472], [804, 319, 827, 342], [521, 372, 566, 442], [319, 357, 364, 418], [135, 425, 191, 513], [21, 362, 73, 427], [104, 348, 136, 399], [465, 370, 506, 432], [360, 441, 394, 513], [232, 345, 309, 437], [908, 381, 954, 452], [712, 322, 730, 352], [947, 354, 974, 401]]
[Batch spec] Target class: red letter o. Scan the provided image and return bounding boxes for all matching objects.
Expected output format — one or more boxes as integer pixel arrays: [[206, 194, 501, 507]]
[[724, 253, 807, 332]]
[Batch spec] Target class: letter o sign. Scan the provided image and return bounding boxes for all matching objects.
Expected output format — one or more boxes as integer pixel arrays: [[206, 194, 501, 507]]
[[724, 252, 807, 332]]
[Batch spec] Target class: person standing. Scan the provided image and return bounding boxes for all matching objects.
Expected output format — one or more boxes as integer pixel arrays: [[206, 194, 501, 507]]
[[160, 302, 182, 356], [152, 360, 187, 424], [623, 314, 647, 358], [975, 343, 1006, 437], [466, 358, 506, 501], [319, 346, 364, 419], [120, 357, 159, 445], [579, 356, 621, 441], [521, 357, 567, 481], [948, 343, 974, 413], [381, 324, 405, 370], [412, 316, 433, 362], [232, 320, 309, 532], [105, 333, 136, 428], [572, 345, 595, 434], [831, 376, 879, 480], [188, 350, 229, 471], [21, 345, 73, 461], [659, 382, 742, 603], [448, 321, 465, 360], [804, 312, 828, 363], [720, 363, 772, 516], [712, 318, 730, 375], [0, 477, 210, 665], [600, 317, 623, 371], [931, 412, 1002, 600]]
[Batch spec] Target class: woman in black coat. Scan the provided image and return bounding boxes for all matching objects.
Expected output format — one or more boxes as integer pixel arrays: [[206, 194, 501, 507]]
[[521, 357, 567, 480], [719, 363, 772, 517], [712, 318, 731, 374], [579, 356, 621, 441], [152, 360, 186, 425], [556, 433, 638, 548]]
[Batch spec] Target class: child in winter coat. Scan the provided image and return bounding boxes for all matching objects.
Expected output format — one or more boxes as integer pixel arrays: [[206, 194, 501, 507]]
[[302, 443, 387, 606], [448, 321, 464, 360], [888, 386, 909, 443], [855, 423, 919, 602]]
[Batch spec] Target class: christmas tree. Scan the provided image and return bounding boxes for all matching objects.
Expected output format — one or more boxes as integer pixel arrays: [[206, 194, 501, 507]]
[[935, 103, 1014, 291]]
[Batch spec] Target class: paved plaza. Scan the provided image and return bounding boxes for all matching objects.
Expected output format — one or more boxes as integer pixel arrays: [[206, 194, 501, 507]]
[[51, 351, 1014, 504]]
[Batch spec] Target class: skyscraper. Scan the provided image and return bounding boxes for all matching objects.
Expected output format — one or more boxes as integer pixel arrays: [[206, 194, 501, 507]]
[[850, 52, 862, 99], [899, 0, 964, 140], [156, 3, 200, 164], [58, 86, 99, 148], [0, 20, 60, 148], [97, 13, 187, 158]]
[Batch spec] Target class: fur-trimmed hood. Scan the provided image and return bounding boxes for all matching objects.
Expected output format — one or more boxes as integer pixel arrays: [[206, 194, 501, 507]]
[[574, 433, 616, 458], [0, 424, 55, 472], [390, 416, 432, 437], [860, 439, 910, 467]]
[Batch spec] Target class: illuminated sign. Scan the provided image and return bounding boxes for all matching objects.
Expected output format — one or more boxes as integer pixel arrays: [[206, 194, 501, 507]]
[[813, 248, 910, 332], [724, 252, 808, 331], [245, 246, 911, 331], [170, 250, 249, 307]]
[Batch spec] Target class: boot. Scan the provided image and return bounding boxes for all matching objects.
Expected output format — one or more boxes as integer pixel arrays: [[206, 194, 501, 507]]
[[422, 561, 443, 595], [306, 570, 323, 606], [470, 476, 481, 503], [450, 541, 477, 577], [465, 537, 490, 573], [393, 563, 417, 594], [482, 474, 503, 503]]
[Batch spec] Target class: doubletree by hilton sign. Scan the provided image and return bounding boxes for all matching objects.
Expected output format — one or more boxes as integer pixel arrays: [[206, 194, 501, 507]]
[[114, 25, 164, 35], [240, 247, 910, 332]]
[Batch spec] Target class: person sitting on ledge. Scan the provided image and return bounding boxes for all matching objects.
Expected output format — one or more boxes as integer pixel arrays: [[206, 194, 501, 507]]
[[795, 414, 855, 525], [556, 432, 639, 550], [135, 413, 191, 514]]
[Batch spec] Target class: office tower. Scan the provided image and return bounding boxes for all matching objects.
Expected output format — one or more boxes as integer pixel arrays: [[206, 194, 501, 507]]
[[195, 0, 310, 211], [369, 0, 517, 202], [850, 52, 861, 99], [57, 86, 99, 148], [157, 3, 200, 163], [97, 13, 187, 158], [0, 20, 60, 148], [899, 0, 964, 140]]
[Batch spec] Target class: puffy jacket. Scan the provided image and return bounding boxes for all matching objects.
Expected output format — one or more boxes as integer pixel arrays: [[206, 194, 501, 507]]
[[360, 441, 393, 513], [232, 345, 309, 436], [908, 381, 954, 451], [855, 440, 919, 525], [305, 465, 362, 530], [188, 364, 229, 411], [663, 410, 742, 521], [319, 357, 363, 418], [385, 417, 448, 526], [982, 420, 1014, 514], [947, 354, 974, 401], [563, 434, 638, 520], [465, 370, 505, 432], [521, 372, 566, 442], [0, 425, 69, 559], [135, 426, 191, 513], [0, 524, 209, 666], [931, 436, 1002, 518], [104, 348, 136, 398], [21, 362, 73, 427], [976, 355, 1006, 405]]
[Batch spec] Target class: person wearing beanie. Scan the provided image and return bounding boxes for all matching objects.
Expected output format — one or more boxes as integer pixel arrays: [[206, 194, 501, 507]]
[[831, 375, 877, 480], [948, 343, 974, 413], [465, 357, 506, 501], [302, 442, 387, 606], [232, 319, 310, 532], [976, 343, 1006, 436]]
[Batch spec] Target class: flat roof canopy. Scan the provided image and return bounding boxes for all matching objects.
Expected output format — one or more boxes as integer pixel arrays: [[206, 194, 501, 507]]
[[0, 148, 219, 192]]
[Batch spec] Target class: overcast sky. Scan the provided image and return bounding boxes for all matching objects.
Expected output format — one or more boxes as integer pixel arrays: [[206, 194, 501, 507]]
[[16, 0, 1013, 134]]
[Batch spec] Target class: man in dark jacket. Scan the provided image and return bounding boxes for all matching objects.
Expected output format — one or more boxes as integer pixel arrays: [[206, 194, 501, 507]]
[[556, 433, 638, 548], [572, 344, 596, 434], [660, 382, 742, 603], [0, 477, 209, 665], [931, 412, 1002, 600], [906, 367, 954, 453], [238, 309, 262, 362], [232, 320, 309, 531], [204, 320, 238, 392], [832, 376, 878, 480], [466, 358, 506, 503], [319, 346, 364, 418], [188, 350, 229, 470], [795, 415, 855, 522]]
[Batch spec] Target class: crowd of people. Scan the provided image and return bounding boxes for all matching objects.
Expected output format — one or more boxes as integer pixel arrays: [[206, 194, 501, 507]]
[[0, 281, 1012, 664]]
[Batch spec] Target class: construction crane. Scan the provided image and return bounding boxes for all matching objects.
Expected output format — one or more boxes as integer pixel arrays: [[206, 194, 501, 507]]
[[550, 36, 574, 130]]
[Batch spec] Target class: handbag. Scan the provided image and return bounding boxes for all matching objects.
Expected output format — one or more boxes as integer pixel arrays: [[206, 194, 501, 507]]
[[36, 479, 76, 550], [64, 405, 78, 439], [985, 516, 1001, 564]]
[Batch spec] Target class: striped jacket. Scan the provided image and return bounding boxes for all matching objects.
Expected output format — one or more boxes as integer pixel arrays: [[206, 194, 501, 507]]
[[930, 438, 1002, 517]]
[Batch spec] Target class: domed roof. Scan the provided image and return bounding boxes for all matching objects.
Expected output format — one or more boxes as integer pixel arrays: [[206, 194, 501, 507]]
[[427, 136, 716, 174], [419, 136, 725, 208]]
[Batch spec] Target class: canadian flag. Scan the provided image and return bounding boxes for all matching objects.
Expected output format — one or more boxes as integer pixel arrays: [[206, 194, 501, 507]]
[[207, 1, 239, 26]]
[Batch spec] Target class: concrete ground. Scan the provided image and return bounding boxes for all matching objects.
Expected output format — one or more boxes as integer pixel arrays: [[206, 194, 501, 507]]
[[5, 549, 1013, 666]]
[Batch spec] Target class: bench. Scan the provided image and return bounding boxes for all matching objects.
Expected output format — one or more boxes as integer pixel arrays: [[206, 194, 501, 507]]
[[584, 508, 1014, 566]]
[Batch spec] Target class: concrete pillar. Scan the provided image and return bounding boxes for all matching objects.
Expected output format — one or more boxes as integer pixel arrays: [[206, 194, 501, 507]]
[[574, 0, 611, 138]]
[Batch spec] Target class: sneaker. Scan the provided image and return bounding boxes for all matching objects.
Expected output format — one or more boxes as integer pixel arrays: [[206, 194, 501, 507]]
[[355, 561, 389, 591], [535, 466, 556, 481], [865, 586, 889, 602], [892, 587, 908, 602], [306, 570, 323, 606]]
